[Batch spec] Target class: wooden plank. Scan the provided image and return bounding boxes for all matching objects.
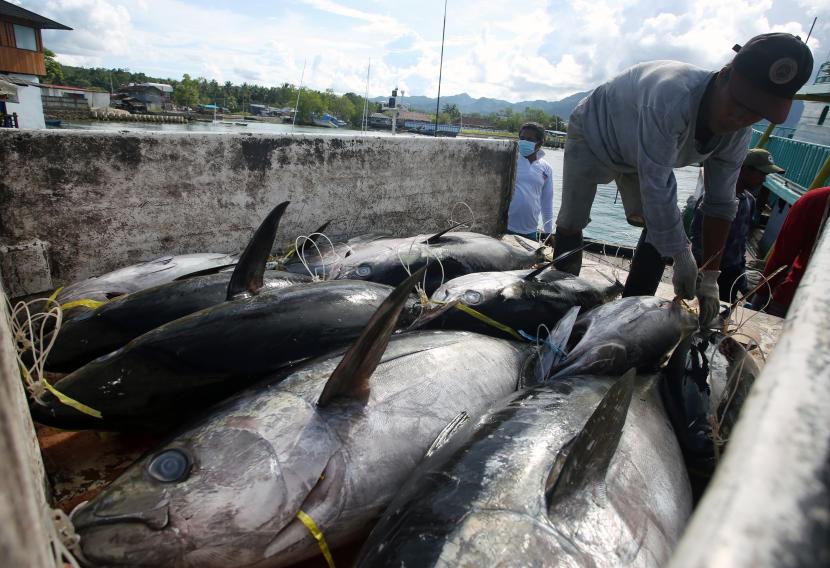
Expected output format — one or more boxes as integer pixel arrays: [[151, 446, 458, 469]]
[[0, 23, 14, 48], [0, 45, 46, 75]]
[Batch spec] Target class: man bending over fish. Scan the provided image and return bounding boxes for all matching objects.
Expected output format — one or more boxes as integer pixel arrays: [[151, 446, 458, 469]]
[[552, 33, 813, 325]]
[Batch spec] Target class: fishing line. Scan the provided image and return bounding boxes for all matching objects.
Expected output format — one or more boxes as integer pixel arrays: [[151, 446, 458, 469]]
[[295, 232, 340, 281], [6, 294, 63, 402], [448, 202, 476, 232]]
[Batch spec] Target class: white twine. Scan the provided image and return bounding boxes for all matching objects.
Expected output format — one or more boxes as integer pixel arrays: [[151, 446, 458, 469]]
[[448, 201, 476, 232], [294, 232, 342, 281], [5, 295, 63, 402]]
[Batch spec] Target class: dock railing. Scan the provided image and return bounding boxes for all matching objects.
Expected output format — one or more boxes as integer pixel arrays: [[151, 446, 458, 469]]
[[750, 128, 830, 191], [669, 217, 830, 567]]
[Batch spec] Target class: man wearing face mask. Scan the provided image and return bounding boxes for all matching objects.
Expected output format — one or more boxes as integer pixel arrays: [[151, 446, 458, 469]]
[[690, 148, 784, 302], [551, 33, 813, 326], [507, 122, 555, 243]]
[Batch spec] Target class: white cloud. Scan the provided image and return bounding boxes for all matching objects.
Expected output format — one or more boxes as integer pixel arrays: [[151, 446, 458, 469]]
[[23, 0, 829, 102]]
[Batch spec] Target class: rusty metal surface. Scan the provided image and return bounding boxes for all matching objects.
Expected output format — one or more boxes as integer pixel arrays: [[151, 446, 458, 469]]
[[0, 131, 514, 294], [670, 226, 830, 567]]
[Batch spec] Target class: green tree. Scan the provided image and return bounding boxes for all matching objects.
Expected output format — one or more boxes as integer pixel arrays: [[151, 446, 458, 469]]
[[173, 74, 200, 108], [43, 48, 64, 84], [442, 103, 460, 120]]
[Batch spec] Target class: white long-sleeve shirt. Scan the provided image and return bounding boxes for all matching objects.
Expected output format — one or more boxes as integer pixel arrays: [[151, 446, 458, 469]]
[[573, 61, 751, 257], [507, 150, 554, 234]]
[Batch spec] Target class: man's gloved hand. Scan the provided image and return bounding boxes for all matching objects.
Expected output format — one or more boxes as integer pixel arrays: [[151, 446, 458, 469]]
[[697, 270, 721, 327], [671, 246, 698, 300]]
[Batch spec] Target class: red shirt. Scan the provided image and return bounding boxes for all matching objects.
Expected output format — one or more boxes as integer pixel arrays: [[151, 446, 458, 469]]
[[762, 186, 830, 307]]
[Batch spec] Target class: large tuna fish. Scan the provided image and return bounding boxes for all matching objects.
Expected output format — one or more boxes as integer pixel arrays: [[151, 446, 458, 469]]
[[303, 230, 544, 294], [45, 202, 311, 372], [357, 370, 692, 567], [54, 253, 238, 314], [547, 296, 698, 380], [30, 277, 421, 431], [71, 269, 530, 567], [660, 331, 759, 495], [425, 267, 623, 339]]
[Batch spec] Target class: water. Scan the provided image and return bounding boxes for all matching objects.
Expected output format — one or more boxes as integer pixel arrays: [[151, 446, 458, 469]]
[[60, 119, 399, 137], [58, 122, 700, 247], [542, 149, 701, 247]]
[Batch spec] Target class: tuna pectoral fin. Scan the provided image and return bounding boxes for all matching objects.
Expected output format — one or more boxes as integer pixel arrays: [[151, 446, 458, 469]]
[[226, 201, 290, 300], [524, 246, 589, 280], [545, 369, 635, 512], [173, 263, 238, 281], [527, 306, 580, 386], [425, 411, 470, 459], [317, 266, 427, 407], [422, 221, 466, 244]]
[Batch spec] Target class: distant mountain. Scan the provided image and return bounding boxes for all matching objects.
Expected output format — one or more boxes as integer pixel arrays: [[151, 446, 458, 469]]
[[372, 91, 591, 118]]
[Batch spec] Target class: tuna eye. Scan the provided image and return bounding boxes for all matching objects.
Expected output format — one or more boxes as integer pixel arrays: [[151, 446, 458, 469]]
[[462, 290, 483, 305], [355, 264, 372, 277], [148, 449, 192, 483]]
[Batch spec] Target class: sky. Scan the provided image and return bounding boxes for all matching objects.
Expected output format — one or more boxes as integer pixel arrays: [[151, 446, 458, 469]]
[[17, 0, 830, 102]]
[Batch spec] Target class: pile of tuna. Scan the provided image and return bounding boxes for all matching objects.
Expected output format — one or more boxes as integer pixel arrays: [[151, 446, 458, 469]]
[[21, 202, 759, 567]]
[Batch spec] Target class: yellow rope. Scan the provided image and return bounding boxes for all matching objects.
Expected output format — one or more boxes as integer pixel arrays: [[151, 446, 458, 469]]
[[47, 287, 63, 303], [20, 365, 102, 419], [295, 510, 335, 568], [60, 298, 106, 311], [437, 301, 525, 341]]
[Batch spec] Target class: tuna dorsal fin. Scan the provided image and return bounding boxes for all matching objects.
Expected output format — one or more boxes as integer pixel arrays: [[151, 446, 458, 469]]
[[545, 369, 635, 512], [422, 221, 466, 244], [317, 266, 427, 407], [226, 201, 290, 300], [425, 411, 470, 459]]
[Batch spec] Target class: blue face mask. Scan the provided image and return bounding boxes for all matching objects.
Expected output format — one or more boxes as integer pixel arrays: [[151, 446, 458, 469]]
[[518, 139, 538, 157]]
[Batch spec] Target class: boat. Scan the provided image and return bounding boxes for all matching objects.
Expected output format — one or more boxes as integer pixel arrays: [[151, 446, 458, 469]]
[[312, 113, 345, 128]]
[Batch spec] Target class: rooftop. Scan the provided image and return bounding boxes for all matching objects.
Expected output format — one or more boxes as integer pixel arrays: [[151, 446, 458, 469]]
[[0, 0, 72, 30]]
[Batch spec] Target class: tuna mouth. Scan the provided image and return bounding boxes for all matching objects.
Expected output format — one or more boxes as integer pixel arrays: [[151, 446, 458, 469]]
[[72, 497, 171, 531]]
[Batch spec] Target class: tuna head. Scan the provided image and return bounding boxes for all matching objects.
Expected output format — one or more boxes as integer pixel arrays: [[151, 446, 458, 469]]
[[73, 389, 343, 568], [549, 297, 698, 380]]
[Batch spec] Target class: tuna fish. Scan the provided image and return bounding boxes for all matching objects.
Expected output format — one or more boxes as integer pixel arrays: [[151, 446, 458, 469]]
[[308, 230, 544, 294], [660, 331, 759, 494], [357, 370, 692, 567], [30, 278, 421, 431], [45, 202, 311, 372], [547, 296, 698, 381], [425, 267, 622, 340], [55, 253, 238, 316], [71, 269, 530, 567]]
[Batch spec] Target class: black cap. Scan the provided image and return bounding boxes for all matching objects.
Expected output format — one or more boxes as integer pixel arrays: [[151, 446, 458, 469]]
[[729, 33, 814, 124]]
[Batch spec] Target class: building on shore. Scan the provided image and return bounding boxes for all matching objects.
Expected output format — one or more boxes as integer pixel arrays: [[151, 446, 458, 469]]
[[0, 0, 71, 128], [116, 82, 174, 112], [40, 83, 110, 118]]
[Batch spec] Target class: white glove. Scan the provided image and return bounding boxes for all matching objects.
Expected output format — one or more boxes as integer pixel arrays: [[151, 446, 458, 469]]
[[697, 270, 721, 327], [672, 246, 698, 300]]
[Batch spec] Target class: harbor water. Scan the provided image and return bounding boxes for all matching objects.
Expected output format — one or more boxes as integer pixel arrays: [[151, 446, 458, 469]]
[[58, 121, 700, 247]]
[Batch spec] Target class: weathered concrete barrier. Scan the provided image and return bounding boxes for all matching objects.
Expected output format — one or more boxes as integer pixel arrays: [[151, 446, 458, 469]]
[[0, 131, 515, 295]]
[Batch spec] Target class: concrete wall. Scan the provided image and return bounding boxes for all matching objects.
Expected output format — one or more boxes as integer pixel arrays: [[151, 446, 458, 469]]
[[0, 130, 515, 295], [5, 74, 44, 129], [0, 277, 53, 567]]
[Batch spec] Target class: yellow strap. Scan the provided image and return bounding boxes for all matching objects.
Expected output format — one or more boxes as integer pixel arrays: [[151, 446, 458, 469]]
[[47, 287, 63, 304], [20, 364, 102, 419], [451, 303, 525, 341], [60, 298, 106, 311], [296, 510, 335, 568]]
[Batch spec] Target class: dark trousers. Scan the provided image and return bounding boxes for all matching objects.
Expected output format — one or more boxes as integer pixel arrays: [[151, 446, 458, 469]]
[[622, 228, 666, 297], [719, 267, 747, 303]]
